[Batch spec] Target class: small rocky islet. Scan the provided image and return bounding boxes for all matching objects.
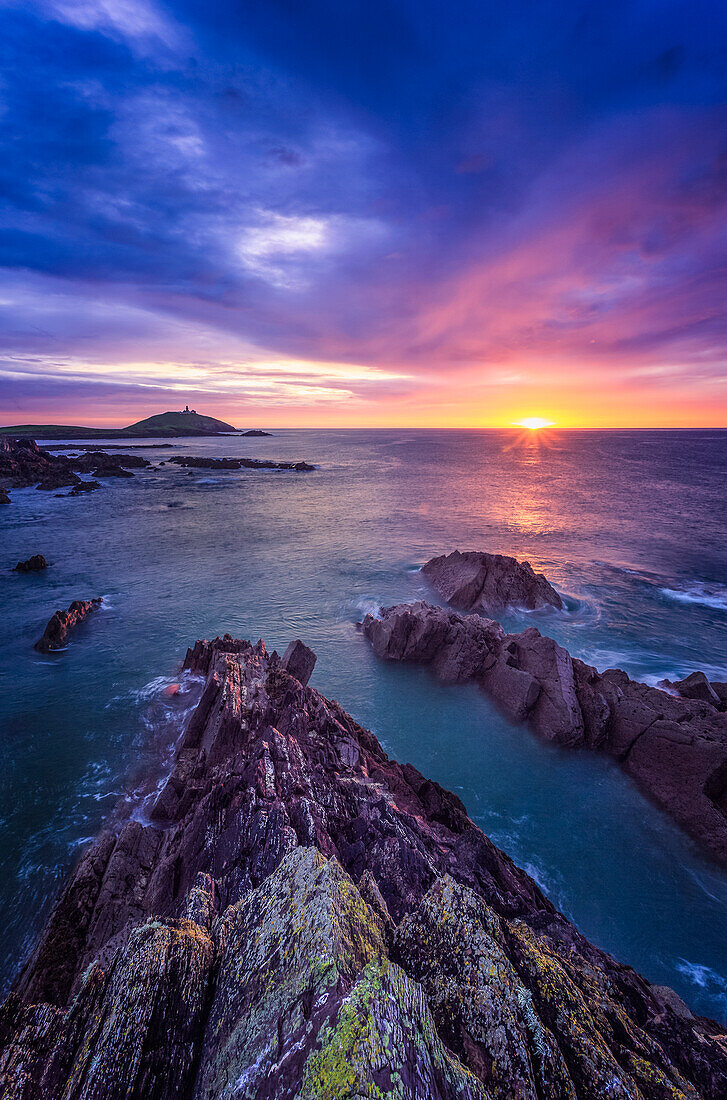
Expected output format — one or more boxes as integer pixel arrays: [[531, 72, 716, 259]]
[[2, 633, 726, 1098], [33, 598, 103, 654]]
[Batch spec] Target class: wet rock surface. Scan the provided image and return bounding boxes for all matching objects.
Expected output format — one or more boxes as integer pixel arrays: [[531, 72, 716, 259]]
[[362, 601, 727, 865], [13, 555, 48, 573], [34, 598, 103, 653], [2, 634, 726, 1098], [422, 550, 563, 615]]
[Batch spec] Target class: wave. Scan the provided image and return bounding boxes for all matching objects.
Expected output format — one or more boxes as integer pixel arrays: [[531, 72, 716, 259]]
[[660, 583, 727, 613], [675, 959, 727, 1010], [350, 597, 383, 620], [107, 668, 202, 707]]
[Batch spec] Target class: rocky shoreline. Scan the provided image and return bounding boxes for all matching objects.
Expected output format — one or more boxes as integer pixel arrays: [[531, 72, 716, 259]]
[[2, 634, 726, 1098], [0, 437, 315, 500], [34, 598, 103, 653]]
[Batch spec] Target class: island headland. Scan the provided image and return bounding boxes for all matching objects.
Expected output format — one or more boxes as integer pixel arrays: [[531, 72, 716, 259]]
[[1, 633, 726, 1098], [361, 552, 727, 867], [0, 409, 271, 440]]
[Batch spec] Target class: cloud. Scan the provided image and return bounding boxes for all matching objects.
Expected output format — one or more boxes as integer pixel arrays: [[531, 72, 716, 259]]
[[1, 0, 727, 423]]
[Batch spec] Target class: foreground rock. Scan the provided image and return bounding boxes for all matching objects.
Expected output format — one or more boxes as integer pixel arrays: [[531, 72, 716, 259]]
[[169, 454, 315, 471], [2, 635, 726, 1098], [13, 555, 48, 573], [281, 637, 317, 684], [362, 602, 727, 865], [34, 598, 103, 652], [422, 550, 563, 615]]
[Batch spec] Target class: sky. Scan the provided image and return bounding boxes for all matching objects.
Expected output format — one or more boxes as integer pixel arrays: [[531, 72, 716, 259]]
[[1, 0, 727, 428]]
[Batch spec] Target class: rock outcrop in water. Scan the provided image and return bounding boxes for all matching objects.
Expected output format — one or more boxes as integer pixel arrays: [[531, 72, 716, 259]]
[[1, 438, 79, 491], [422, 550, 563, 615], [13, 555, 48, 573], [2, 634, 726, 1098], [34, 598, 103, 653], [362, 601, 727, 866], [0, 438, 314, 498], [169, 455, 315, 471], [0, 438, 150, 492]]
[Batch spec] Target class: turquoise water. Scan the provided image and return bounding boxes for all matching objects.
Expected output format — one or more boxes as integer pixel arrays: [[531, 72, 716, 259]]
[[2, 428, 727, 1020]]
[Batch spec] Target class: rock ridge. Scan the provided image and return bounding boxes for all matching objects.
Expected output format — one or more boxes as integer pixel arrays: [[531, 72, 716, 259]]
[[1, 635, 726, 1098], [361, 601, 727, 865]]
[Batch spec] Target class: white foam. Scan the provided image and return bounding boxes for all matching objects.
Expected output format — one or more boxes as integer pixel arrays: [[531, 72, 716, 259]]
[[675, 958, 727, 1003], [107, 668, 202, 706], [660, 583, 727, 613], [352, 597, 383, 619]]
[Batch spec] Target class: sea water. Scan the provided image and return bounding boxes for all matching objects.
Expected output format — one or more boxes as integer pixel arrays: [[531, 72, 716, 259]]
[[2, 428, 727, 1020]]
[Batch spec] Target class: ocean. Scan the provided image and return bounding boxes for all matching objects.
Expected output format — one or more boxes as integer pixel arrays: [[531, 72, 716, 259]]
[[2, 427, 727, 1020]]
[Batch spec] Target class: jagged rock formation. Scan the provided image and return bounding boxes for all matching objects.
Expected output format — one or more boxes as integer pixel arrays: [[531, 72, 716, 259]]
[[168, 455, 315, 471], [422, 551, 563, 615], [13, 555, 48, 573], [0, 438, 314, 497], [2, 634, 726, 1098], [1, 438, 79, 491], [362, 601, 727, 866], [34, 598, 103, 653], [661, 672, 727, 712], [0, 438, 150, 492], [281, 638, 317, 685]]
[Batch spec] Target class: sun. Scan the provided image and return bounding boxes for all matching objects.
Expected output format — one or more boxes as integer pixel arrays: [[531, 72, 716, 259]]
[[513, 417, 555, 430]]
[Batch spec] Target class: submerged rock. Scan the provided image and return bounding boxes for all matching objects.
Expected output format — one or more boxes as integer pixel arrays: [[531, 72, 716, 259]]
[[2, 634, 726, 1098], [362, 601, 727, 865], [13, 555, 48, 573], [36, 471, 81, 491], [422, 550, 563, 615], [34, 598, 103, 652], [67, 480, 100, 495]]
